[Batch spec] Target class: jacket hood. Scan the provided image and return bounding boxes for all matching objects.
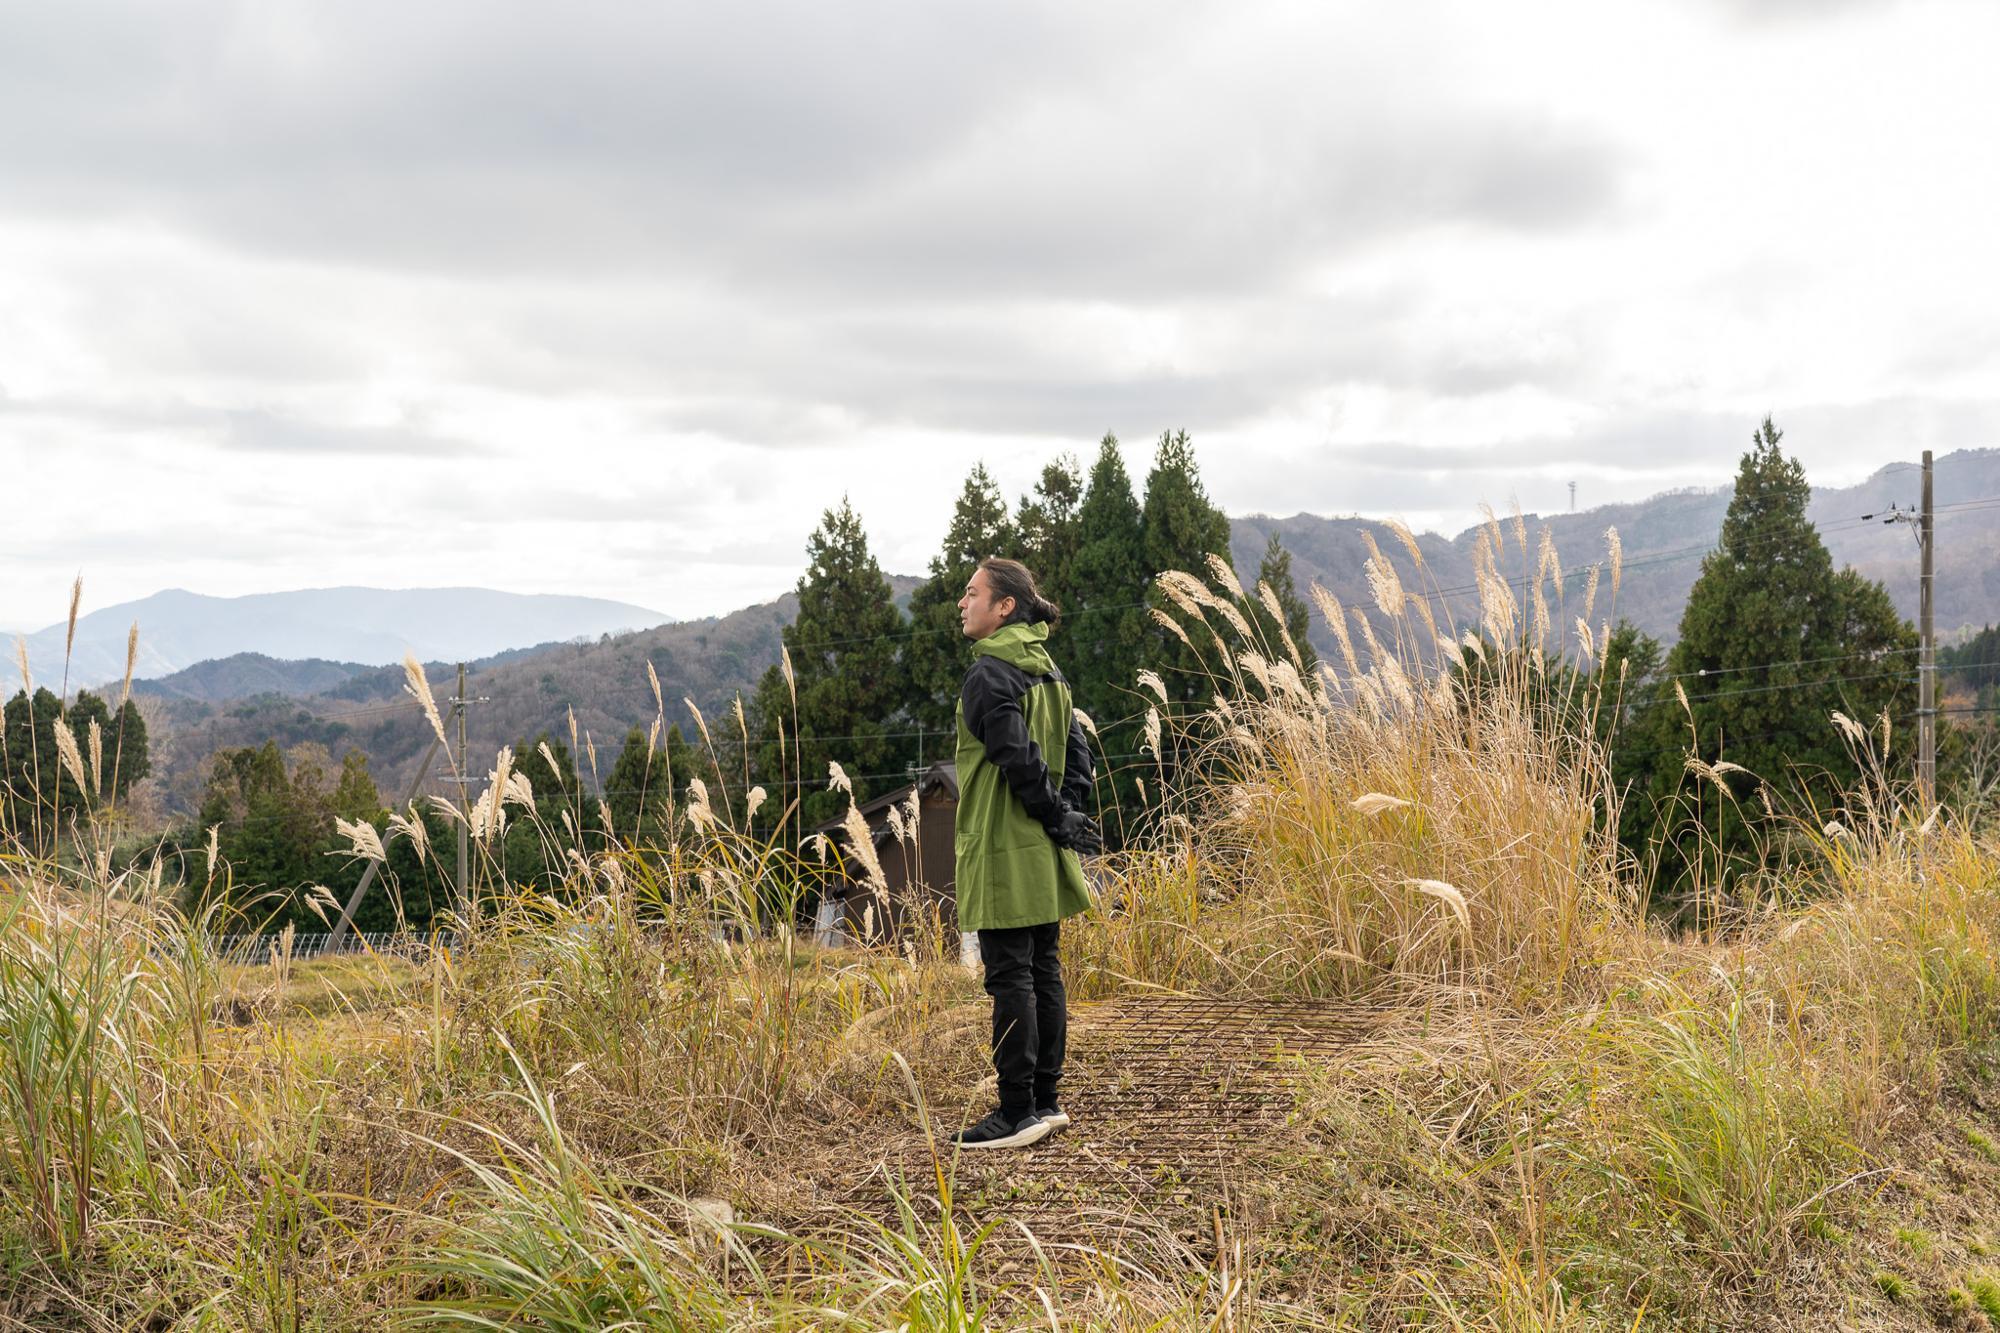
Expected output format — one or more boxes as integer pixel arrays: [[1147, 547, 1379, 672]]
[[971, 620, 1056, 674]]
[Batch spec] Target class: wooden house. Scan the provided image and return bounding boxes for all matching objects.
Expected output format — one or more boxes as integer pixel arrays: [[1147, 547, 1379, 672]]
[[812, 761, 961, 946]]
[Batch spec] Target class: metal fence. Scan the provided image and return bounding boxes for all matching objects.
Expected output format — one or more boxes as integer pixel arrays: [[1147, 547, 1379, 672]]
[[203, 931, 454, 963]]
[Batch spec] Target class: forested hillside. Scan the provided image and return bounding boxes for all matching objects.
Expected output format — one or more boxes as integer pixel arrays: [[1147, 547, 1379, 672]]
[[136, 581, 920, 816]]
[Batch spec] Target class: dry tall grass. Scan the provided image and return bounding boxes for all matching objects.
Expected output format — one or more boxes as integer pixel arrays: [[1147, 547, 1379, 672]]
[[1075, 529, 1631, 1008], [2, 543, 1998, 1329]]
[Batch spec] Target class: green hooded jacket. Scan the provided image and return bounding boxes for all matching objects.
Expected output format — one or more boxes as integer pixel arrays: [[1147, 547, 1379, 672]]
[[954, 621, 1094, 931]]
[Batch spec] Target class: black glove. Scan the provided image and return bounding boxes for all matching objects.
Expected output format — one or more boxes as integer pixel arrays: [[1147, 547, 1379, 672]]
[[1046, 809, 1103, 855]]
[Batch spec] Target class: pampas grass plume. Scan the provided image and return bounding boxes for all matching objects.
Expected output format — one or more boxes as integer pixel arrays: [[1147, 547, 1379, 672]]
[[404, 654, 448, 747], [54, 722, 87, 793], [121, 622, 138, 706], [1408, 877, 1471, 931], [1204, 552, 1244, 601]]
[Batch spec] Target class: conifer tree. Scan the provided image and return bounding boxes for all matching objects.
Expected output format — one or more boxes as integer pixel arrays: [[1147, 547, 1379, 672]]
[[1252, 532, 1317, 675], [752, 498, 912, 829], [1069, 436, 1148, 722], [501, 731, 586, 886], [109, 696, 150, 794], [1, 686, 149, 848], [1065, 436, 1153, 832], [903, 465, 1016, 734], [1015, 453, 1086, 617], [1141, 429, 1232, 706], [65, 689, 112, 787], [330, 749, 385, 823], [1625, 418, 1916, 915], [604, 724, 680, 850], [661, 721, 700, 806], [195, 741, 327, 927]]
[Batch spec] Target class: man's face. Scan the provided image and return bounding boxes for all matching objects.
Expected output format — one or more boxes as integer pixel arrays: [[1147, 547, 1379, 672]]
[[958, 567, 1015, 641]]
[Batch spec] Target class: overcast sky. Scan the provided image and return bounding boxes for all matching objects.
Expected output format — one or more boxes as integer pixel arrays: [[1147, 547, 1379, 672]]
[[2, 0, 1996, 630]]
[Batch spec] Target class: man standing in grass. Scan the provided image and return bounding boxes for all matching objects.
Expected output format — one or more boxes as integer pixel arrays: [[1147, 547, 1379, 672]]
[[949, 557, 1102, 1150]]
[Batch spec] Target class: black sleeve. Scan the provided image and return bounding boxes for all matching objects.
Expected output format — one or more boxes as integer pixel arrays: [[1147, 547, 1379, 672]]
[[1061, 711, 1093, 811], [960, 657, 1064, 827]]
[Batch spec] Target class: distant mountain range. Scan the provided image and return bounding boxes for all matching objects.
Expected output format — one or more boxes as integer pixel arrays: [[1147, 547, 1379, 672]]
[[1234, 448, 2000, 661], [104, 449, 2000, 818], [133, 578, 925, 817], [11, 587, 670, 690]]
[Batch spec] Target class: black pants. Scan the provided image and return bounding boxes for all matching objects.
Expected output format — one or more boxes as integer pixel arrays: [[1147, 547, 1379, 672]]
[[978, 921, 1066, 1120]]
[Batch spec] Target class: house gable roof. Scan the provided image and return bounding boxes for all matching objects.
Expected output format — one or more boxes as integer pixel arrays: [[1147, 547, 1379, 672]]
[[813, 761, 957, 835]]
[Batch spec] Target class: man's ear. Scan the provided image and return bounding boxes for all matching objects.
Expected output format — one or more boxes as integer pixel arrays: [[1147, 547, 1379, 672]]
[[996, 596, 1016, 621]]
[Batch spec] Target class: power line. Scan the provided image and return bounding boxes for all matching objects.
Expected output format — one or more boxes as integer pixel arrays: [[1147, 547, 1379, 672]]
[[1636, 665, 1918, 709], [177, 648, 1953, 834], [1655, 645, 1921, 685], [1402, 510, 1889, 609]]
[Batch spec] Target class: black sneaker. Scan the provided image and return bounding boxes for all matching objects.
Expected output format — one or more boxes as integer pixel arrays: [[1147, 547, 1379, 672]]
[[949, 1109, 1051, 1150], [1036, 1104, 1071, 1131]]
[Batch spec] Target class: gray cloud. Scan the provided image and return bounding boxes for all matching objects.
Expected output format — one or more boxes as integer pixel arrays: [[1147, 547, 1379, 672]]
[[0, 2, 1623, 305], [0, 3, 1182, 276], [0, 0, 1637, 473], [735, 114, 1624, 307]]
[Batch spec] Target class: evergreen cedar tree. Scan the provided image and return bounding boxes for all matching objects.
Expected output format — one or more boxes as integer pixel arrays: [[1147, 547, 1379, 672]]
[[1616, 417, 1916, 917], [1067, 435, 1150, 795], [1, 686, 150, 852], [750, 498, 911, 830], [604, 722, 697, 850], [1252, 530, 1318, 675], [903, 465, 1015, 736], [1939, 625, 2000, 703], [1013, 454, 1088, 635], [1142, 430, 1234, 710]]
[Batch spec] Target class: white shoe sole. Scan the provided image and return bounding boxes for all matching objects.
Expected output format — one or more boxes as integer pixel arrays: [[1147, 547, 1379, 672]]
[[1039, 1111, 1070, 1130], [954, 1118, 1053, 1150]]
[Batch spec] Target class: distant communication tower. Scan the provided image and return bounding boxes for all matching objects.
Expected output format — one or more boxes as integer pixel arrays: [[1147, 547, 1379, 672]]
[[1568, 481, 1577, 512]]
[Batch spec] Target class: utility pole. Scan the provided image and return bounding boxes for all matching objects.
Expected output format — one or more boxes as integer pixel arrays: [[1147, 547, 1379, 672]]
[[1877, 453, 1939, 808], [1568, 481, 1576, 513], [1919, 451, 1936, 808], [455, 662, 471, 919], [327, 663, 486, 944], [327, 736, 440, 945]]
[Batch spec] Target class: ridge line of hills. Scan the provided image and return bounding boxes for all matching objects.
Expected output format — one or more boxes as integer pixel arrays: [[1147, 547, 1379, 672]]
[[13, 586, 672, 689], [104, 450, 2000, 817]]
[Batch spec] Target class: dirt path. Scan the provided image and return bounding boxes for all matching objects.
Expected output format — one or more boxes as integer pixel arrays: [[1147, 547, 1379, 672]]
[[787, 996, 1397, 1265]]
